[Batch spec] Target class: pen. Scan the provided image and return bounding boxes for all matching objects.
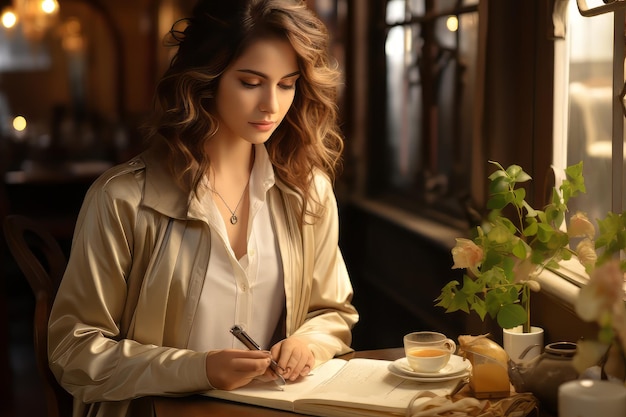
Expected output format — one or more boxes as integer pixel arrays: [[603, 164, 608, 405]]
[[230, 325, 286, 388]]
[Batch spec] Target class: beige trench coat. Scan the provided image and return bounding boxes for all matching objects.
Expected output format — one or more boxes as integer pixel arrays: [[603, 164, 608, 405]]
[[48, 143, 359, 417]]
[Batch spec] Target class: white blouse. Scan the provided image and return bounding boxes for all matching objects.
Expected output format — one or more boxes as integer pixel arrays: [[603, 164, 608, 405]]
[[187, 144, 286, 352]]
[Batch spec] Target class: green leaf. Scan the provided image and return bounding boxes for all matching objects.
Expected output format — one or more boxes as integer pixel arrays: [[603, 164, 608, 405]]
[[497, 303, 528, 329], [536, 223, 555, 243], [563, 161, 586, 198], [447, 292, 471, 313], [488, 169, 508, 181], [488, 176, 509, 195], [512, 239, 528, 259], [522, 200, 538, 218], [506, 164, 532, 183], [460, 274, 484, 295], [485, 286, 517, 318], [513, 188, 526, 207], [469, 297, 488, 320], [435, 281, 471, 314], [523, 218, 538, 237], [497, 217, 518, 234], [487, 193, 508, 210], [487, 224, 514, 245]]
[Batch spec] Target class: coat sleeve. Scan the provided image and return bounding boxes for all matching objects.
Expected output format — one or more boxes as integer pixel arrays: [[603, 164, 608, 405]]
[[289, 175, 359, 365], [47, 168, 211, 404]]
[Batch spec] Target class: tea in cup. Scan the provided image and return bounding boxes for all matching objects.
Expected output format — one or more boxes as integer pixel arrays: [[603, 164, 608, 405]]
[[404, 331, 457, 373]]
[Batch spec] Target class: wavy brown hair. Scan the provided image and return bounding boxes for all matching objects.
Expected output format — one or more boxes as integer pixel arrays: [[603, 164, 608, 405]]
[[145, 0, 343, 219]]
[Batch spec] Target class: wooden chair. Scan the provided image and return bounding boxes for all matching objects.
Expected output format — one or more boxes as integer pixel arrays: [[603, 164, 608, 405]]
[[2, 214, 73, 417]]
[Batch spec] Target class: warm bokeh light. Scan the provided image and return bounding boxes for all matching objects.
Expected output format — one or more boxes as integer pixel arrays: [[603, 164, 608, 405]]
[[1, 9, 17, 28], [13, 116, 27, 132], [446, 15, 459, 32], [41, 0, 58, 15]]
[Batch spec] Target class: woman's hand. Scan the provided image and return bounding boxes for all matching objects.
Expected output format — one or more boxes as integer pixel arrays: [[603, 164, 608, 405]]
[[270, 337, 315, 382], [205, 349, 274, 390]]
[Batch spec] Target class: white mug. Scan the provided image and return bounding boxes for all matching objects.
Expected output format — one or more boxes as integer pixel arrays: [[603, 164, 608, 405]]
[[558, 379, 626, 417]]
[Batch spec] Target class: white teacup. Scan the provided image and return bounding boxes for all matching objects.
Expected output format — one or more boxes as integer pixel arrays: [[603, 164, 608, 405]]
[[404, 331, 457, 373]]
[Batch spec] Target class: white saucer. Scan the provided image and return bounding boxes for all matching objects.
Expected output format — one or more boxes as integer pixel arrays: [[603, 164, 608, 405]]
[[388, 361, 470, 382], [388, 367, 470, 382], [391, 355, 471, 378]]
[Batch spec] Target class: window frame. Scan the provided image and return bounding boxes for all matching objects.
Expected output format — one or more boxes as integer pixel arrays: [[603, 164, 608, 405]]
[[544, 5, 626, 298]]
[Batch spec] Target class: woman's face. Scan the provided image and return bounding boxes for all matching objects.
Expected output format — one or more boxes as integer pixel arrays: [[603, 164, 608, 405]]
[[214, 36, 300, 145]]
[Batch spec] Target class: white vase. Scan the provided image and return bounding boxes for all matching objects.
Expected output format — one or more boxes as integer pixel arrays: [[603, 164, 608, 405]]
[[503, 325, 544, 363]]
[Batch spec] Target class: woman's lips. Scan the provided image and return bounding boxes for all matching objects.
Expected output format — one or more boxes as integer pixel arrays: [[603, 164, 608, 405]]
[[250, 121, 275, 131]]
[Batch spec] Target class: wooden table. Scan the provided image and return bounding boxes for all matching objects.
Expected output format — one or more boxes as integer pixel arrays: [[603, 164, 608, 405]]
[[154, 348, 404, 417]]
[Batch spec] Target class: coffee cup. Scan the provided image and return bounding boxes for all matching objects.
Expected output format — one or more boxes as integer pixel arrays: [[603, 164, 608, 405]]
[[404, 331, 457, 373]]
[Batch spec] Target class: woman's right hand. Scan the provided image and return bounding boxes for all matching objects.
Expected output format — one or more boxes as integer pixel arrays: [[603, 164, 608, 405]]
[[205, 349, 273, 390]]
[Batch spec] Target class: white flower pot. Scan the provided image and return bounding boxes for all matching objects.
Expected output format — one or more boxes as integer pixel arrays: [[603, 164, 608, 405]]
[[503, 325, 544, 363]]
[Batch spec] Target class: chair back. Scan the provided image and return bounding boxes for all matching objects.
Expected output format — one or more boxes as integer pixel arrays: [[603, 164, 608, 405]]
[[3, 214, 73, 417]]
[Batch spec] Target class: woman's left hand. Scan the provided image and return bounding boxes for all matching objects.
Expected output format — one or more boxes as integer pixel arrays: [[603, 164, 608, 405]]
[[270, 337, 315, 382]]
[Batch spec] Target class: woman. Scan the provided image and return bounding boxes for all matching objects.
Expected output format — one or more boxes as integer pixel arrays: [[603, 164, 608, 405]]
[[47, 1, 358, 416]]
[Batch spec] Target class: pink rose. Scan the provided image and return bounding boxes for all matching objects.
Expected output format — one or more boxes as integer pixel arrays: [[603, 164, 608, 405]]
[[451, 238, 483, 269], [575, 259, 624, 322], [568, 212, 596, 238], [576, 238, 597, 270], [591, 260, 624, 306], [573, 340, 609, 373]]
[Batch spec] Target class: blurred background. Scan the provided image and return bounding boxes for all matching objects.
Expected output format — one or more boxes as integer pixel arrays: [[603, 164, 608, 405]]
[[0, 0, 622, 415]]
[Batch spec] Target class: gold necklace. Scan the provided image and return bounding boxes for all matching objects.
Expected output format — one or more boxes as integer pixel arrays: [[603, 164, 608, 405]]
[[209, 181, 249, 225]]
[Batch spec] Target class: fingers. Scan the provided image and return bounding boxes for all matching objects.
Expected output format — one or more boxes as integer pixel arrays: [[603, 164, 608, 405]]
[[205, 349, 273, 390], [271, 338, 315, 381]]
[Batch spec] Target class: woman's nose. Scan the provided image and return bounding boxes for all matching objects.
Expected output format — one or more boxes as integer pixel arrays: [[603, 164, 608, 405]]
[[259, 88, 279, 114]]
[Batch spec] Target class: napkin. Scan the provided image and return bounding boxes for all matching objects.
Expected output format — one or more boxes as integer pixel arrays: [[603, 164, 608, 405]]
[[407, 385, 537, 417]]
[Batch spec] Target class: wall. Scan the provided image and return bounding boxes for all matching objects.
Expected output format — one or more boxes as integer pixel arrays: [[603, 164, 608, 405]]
[[340, 200, 468, 350]]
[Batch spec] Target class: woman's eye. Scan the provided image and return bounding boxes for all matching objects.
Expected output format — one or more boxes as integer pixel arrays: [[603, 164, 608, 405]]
[[279, 83, 296, 91], [241, 80, 261, 88]]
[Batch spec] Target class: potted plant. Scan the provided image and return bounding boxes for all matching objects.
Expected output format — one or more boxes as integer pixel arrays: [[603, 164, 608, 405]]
[[435, 161, 588, 359]]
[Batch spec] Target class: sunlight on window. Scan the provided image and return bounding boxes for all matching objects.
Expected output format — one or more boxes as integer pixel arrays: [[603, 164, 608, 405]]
[[555, 1, 613, 225]]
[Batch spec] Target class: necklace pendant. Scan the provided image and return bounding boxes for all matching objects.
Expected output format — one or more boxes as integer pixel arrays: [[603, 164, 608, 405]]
[[230, 215, 238, 225]]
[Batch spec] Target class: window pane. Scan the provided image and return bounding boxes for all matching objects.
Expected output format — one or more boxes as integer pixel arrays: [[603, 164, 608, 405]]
[[564, 4, 613, 223], [385, 21, 421, 187], [384, 0, 478, 219]]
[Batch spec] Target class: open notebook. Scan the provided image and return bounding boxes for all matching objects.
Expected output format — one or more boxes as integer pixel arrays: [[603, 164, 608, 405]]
[[204, 358, 461, 417]]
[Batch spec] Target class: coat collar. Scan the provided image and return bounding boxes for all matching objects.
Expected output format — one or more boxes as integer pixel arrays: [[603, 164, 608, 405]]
[[139, 140, 301, 221], [140, 141, 191, 220]]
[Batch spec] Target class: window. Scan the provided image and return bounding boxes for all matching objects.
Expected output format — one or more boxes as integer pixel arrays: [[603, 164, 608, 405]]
[[552, 1, 625, 285], [382, 0, 479, 221]]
